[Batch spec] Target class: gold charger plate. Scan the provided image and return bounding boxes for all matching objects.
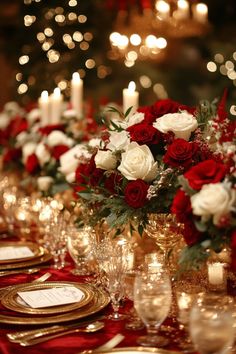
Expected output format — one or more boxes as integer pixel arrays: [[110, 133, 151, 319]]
[[0, 283, 109, 325], [0, 250, 51, 271], [0, 242, 44, 265], [1, 282, 94, 315], [98, 348, 179, 354]]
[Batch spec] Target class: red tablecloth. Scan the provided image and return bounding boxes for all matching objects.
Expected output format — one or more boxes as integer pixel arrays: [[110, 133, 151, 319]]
[[0, 254, 192, 354]]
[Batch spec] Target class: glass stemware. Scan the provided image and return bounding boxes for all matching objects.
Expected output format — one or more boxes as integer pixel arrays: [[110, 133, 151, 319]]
[[123, 270, 145, 330], [134, 269, 172, 347], [189, 293, 234, 354], [67, 225, 94, 275]]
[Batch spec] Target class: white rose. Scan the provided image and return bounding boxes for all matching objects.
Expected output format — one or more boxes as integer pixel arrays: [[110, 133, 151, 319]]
[[153, 111, 198, 141], [16, 132, 28, 147], [95, 150, 117, 170], [65, 172, 76, 183], [4, 101, 24, 117], [126, 112, 145, 127], [27, 109, 40, 124], [63, 109, 77, 120], [37, 176, 54, 192], [22, 142, 37, 163], [0, 112, 10, 129], [35, 143, 51, 166], [191, 183, 236, 225], [47, 130, 74, 147], [58, 144, 90, 177], [107, 131, 130, 151], [118, 142, 158, 182]]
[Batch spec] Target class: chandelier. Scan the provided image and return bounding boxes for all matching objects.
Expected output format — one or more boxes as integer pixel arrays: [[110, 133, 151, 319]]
[[108, 0, 210, 65]]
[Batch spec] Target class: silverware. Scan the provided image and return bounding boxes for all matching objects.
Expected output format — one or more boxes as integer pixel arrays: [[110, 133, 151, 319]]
[[18, 321, 105, 346], [0, 267, 42, 277], [79, 333, 125, 354], [0, 272, 52, 298], [7, 315, 105, 343]]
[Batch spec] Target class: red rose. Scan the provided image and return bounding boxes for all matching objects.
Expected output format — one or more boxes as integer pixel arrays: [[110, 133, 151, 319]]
[[3, 148, 22, 164], [182, 220, 203, 246], [171, 189, 192, 223], [90, 168, 104, 186], [138, 99, 195, 124], [163, 139, 198, 169], [104, 173, 122, 194], [184, 159, 228, 190], [38, 124, 65, 136], [51, 145, 69, 160], [25, 153, 39, 174], [127, 123, 162, 145], [124, 179, 149, 209], [8, 116, 28, 137]]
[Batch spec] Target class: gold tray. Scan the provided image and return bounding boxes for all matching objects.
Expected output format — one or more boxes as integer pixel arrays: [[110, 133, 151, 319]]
[[2, 282, 94, 315], [98, 348, 179, 354], [0, 283, 109, 325], [0, 242, 45, 265], [0, 250, 51, 271]]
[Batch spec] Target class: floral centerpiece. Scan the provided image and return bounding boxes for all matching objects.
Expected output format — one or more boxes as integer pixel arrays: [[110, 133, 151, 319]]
[[0, 100, 101, 195], [75, 98, 217, 235], [172, 94, 236, 271]]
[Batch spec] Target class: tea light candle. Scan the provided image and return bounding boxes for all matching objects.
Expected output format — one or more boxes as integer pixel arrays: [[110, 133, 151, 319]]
[[208, 262, 224, 285], [39, 90, 50, 126], [51, 88, 63, 124], [126, 252, 134, 270], [192, 3, 208, 23], [71, 72, 83, 119], [177, 292, 192, 310], [123, 81, 139, 118]]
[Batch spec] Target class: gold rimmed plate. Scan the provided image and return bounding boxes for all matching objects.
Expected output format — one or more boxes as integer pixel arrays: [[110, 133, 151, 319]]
[[0, 250, 51, 271], [0, 242, 45, 265], [0, 283, 109, 325], [2, 282, 94, 315], [98, 348, 179, 354]]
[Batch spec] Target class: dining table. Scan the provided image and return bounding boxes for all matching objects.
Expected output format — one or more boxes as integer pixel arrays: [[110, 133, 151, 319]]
[[0, 236, 197, 354]]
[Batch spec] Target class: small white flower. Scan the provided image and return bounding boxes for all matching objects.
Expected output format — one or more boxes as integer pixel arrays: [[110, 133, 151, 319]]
[[153, 111, 198, 141], [37, 176, 54, 192], [35, 143, 51, 166], [47, 130, 74, 147], [27, 109, 40, 124], [95, 150, 117, 170], [22, 142, 37, 163], [126, 112, 145, 127], [191, 182, 236, 225], [118, 142, 158, 182], [88, 138, 104, 149], [107, 131, 130, 151], [58, 144, 91, 177], [4, 101, 24, 117], [63, 109, 77, 119]]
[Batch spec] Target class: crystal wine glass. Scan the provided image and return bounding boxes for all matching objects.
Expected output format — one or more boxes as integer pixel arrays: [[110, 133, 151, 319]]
[[189, 293, 234, 354], [134, 268, 172, 347], [67, 224, 94, 275]]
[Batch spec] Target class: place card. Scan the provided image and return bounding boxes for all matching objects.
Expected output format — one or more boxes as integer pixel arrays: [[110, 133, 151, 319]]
[[17, 286, 85, 308], [0, 246, 34, 261]]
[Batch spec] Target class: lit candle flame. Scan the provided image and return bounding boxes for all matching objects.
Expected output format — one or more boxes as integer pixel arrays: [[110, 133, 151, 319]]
[[72, 72, 80, 82], [41, 90, 48, 100], [53, 87, 61, 98], [128, 81, 136, 92]]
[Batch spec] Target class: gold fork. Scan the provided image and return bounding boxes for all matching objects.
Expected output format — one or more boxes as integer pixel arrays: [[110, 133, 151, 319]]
[[0, 272, 51, 299]]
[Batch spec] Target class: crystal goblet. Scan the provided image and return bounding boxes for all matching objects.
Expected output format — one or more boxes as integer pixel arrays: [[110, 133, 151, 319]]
[[189, 293, 234, 354], [134, 269, 172, 347]]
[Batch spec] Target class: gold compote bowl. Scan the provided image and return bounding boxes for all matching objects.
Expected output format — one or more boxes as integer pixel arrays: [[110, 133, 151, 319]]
[[145, 213, 184, 270]]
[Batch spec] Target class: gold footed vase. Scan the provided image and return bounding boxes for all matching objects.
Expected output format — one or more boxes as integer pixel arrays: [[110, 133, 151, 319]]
[[144, 213, 184, 272]]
